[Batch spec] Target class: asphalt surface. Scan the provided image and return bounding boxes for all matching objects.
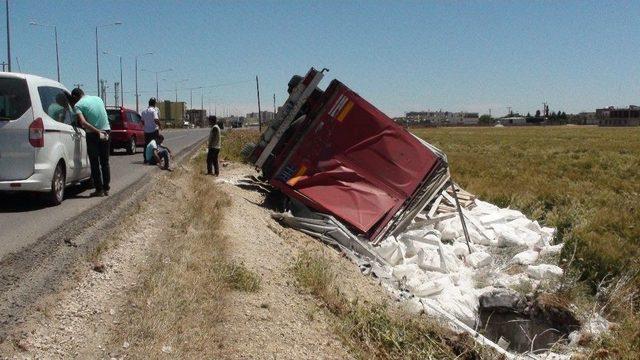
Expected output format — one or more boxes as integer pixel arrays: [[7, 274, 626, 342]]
[[0, 128, 209, 260]]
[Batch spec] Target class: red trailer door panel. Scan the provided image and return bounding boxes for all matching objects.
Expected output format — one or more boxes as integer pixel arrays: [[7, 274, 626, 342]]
[[271, 81, 440, 236]]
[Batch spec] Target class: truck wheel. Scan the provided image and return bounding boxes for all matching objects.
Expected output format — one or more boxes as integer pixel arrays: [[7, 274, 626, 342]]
[[127, 137, 136, 155], [48, 162, 65, 206]]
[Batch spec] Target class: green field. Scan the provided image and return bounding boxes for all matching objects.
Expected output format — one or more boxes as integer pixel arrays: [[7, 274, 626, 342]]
[[223, 126, 640, 354]]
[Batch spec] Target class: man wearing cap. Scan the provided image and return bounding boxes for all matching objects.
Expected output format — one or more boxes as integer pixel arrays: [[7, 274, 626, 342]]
[[141, 97, 161, 163], [70, 88, 111, 197]]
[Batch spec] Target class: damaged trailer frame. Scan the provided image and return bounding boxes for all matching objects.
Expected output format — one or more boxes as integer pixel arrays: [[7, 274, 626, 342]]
[[248, 67, 451, 248]]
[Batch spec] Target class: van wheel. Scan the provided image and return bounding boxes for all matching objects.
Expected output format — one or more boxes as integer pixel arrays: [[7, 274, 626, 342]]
[[126, 137, 136, 155], [48, 162, 65, 206]]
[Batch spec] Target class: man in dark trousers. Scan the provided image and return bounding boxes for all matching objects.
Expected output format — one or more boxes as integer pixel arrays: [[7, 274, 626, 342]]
[[141, 97, 161, 163], [207, 116, 221, 176], [71, 88, 111, 197]]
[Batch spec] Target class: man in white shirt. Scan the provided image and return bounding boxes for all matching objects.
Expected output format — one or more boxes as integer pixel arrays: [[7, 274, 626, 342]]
[[141, 97, 161, 163]]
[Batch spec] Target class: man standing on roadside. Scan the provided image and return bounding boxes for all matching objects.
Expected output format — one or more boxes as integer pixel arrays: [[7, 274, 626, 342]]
[[71, 88, 111, 197], [141, 97, 161, 163], [207, 116, 221, 176]]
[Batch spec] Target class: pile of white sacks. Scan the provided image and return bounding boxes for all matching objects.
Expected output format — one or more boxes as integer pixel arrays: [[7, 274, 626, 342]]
[[375, 197, 564, 327]]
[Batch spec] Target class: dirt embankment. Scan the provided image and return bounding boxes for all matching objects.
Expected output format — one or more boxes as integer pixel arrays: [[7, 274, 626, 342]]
[[1, 154, 388, 359]]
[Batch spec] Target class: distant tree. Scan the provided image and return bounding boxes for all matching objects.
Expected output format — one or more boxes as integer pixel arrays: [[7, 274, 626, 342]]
[[479, 114, 493, 125], [560, 111, 567, 119], [527, 112, 531, 117], [535, 109, 541, 118]]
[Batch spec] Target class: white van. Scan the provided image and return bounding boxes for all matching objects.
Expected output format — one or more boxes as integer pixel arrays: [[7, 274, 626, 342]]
[[0, 73, 90, 205]]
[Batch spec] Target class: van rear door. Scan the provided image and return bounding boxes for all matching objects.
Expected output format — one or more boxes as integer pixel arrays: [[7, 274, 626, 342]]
[[0, 77, 35, 181]]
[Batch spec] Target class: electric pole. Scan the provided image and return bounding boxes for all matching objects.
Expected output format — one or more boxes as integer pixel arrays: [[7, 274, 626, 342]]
[[256, 75, 262, 131], [6, 0, 11, 72]]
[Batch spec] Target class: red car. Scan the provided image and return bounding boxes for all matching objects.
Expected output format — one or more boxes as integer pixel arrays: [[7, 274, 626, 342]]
[[107, 107, 145, 154]]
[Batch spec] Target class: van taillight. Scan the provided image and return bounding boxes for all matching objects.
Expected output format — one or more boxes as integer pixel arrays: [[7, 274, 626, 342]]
[[29, 117, 44, 147]]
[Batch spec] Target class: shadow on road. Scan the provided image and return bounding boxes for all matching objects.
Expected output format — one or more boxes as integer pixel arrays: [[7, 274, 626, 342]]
[[0, 184, 91, 213]]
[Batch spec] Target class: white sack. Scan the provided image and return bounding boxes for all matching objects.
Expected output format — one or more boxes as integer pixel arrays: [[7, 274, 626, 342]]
[[527, 264, 563, 280], [511, 249, 539, 265], [540, 243, 564, 257], [466, 251, 491, 268]]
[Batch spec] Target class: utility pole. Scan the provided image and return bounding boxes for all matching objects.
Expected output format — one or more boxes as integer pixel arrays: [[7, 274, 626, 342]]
[[73, 83, 83, 89], [114, 82, 120, 108], [95, 27, 99, 97], [134, 52, 153, 112], [54, 26, 59, 81], [119, 56, 123, 106], [6, 0, 11, 72], [273, 93, 276, 116], [0, 61, 6, 71], [96, 22, 122, 98], [256, 75, 262, 131]]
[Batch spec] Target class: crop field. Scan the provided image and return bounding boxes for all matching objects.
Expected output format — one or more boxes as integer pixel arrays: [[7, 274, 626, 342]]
[[413, 126, 640, 289], [414, 126, 640, 354], [222, 125, 640, 354]]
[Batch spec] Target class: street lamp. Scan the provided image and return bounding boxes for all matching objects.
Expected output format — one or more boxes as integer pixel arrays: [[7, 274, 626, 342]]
[[141, 68, 173, 100], [29, 21, 59, 81], [102, 50, 123, 107], [134, 51, 153, 112], [174, 78, 189, 102], [188, 86, 203, 110], [95, 21, 122, 98]]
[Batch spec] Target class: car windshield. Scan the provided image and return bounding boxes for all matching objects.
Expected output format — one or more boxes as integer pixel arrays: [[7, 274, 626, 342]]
[[0, 77, 31, 121], [107, 109, 120, 124]]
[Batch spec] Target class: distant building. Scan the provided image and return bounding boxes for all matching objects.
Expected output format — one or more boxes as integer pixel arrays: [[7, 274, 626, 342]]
[[156, 101, 186, 128], [218, 115, 245, 128], [246, 111, 275, 125], [597, 106, 640, 126], [186, 109, 207, 127], [571, 112, 598, 125], [405, 111, 479, 125], [499, 117, 527, 125]]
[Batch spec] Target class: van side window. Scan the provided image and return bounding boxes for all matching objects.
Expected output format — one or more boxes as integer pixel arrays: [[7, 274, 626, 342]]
[[38, 86, 73, 125], [0, 78, 31, 120]]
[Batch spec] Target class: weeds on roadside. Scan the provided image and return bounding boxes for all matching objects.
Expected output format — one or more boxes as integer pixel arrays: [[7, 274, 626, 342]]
[[221, 261, 261, 292], [292, 251, 484, 359], [109, 154, 260, 357]]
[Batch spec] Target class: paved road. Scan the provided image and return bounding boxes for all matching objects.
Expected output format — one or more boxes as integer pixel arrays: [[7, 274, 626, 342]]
[[0, 128, 209, 259]]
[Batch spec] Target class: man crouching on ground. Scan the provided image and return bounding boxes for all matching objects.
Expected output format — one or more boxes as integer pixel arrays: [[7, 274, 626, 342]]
[[145, 134, 172, 170], [71, 88, 111, 197]]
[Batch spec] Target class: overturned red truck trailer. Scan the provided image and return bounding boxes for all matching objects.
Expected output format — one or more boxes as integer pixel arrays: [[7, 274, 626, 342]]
[[249, 68, 450, 245]]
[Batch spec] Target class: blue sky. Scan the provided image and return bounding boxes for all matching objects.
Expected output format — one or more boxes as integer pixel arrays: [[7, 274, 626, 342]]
[[3, 0, 639, 117]]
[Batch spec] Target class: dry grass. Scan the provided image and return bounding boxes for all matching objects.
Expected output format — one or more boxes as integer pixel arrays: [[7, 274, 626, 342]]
[[292, 251, 486, 359], [220, 128, 260, 163], [110, 154, 259, 358]]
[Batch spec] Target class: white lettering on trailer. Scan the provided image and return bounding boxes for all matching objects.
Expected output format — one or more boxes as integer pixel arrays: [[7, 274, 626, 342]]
[[329, 94, 348, 117]]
